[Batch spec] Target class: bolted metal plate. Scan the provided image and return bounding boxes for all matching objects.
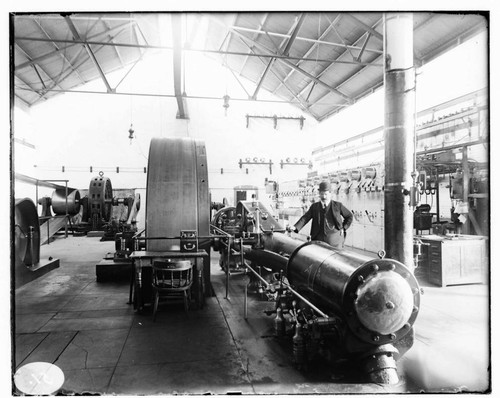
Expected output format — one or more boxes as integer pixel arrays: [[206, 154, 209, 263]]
[[342, 258, 420, 345]]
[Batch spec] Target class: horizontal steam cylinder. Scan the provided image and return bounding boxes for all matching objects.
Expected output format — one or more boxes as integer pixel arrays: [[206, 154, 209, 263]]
[[246, 232, 420, 346]]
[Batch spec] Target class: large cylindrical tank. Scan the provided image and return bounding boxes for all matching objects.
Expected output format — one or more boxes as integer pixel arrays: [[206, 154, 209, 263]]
[[254, 232, 420, 345]]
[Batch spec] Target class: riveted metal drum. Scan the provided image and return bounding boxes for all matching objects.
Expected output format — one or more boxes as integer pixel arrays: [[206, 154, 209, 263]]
[[88, 175, 113, 222], [146, 137, 211, 293]]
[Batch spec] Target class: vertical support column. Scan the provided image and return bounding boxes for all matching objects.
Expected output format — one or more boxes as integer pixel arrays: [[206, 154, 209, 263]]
[[383, 13, 416, 271], [64, 182, 68, 238], [461, 146, 470, 234]]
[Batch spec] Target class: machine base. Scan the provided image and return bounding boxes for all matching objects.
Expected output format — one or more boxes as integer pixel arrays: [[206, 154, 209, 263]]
[[87, 231, 105, 238], [15, 257, 60, 288], [96, 258, 132, 282]]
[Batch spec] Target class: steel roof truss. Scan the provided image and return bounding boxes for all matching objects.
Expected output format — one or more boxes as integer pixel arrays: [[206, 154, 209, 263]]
[[328, 19, 356, 61], [298, 17, 383, 100], [102, 19, 124, 68], [356, 32, 371, 62], [32, 38, 112, 104], [252, 13, 305, 100], [64, 15, 115, 93], [232, 29, 310, 114], [225, 24, 352, 102], [238, 13, 270, 75], [230, 25, 383, 55], [270, 59, 317, 117], [31, 64, 46, 89], [15, 42, 64, 99], [272, 13, 342, 95], [343, 13, 383, 41], [33, 18, 86, 85], [15, 21, 135, 71], [225, 64, 252, 98]]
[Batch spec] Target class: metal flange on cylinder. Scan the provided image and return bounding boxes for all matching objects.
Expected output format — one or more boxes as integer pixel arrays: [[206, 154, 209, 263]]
[[146, 137, 211, 292]]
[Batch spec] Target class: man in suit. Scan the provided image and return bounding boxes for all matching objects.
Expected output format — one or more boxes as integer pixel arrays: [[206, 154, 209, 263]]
[[292, 181, 353, 250]]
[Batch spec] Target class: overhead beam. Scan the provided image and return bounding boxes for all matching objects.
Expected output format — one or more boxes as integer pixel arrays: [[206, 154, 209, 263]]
[[171, 14, 188, 119], [15, 85, 320, 106], [252, 13, 305, 100], [64, 15, 115, 93], [15, 36, 382, 67]]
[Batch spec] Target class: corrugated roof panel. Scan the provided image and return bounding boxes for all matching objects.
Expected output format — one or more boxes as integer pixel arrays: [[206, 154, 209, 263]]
[[13, 47, 31, 67], [338, 65, 383, 98], [308, 91, 345, 116], [240, 56, 267, 83], [414, 13, 487, 61], [261, 72, 286, 93]]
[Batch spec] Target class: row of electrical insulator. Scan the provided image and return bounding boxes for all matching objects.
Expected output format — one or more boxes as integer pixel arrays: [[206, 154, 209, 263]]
[[352, 210, 379, 222]]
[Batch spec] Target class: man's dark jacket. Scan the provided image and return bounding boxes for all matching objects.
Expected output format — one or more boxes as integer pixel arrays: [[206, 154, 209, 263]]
[[294, 200, 353, 240]]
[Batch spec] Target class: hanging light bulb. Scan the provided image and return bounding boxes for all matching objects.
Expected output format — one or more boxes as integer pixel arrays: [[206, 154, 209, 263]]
[[128, 124, 135, 144]]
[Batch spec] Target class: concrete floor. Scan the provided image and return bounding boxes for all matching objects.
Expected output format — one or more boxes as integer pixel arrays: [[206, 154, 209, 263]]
[[12, 236, 491, 395]]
